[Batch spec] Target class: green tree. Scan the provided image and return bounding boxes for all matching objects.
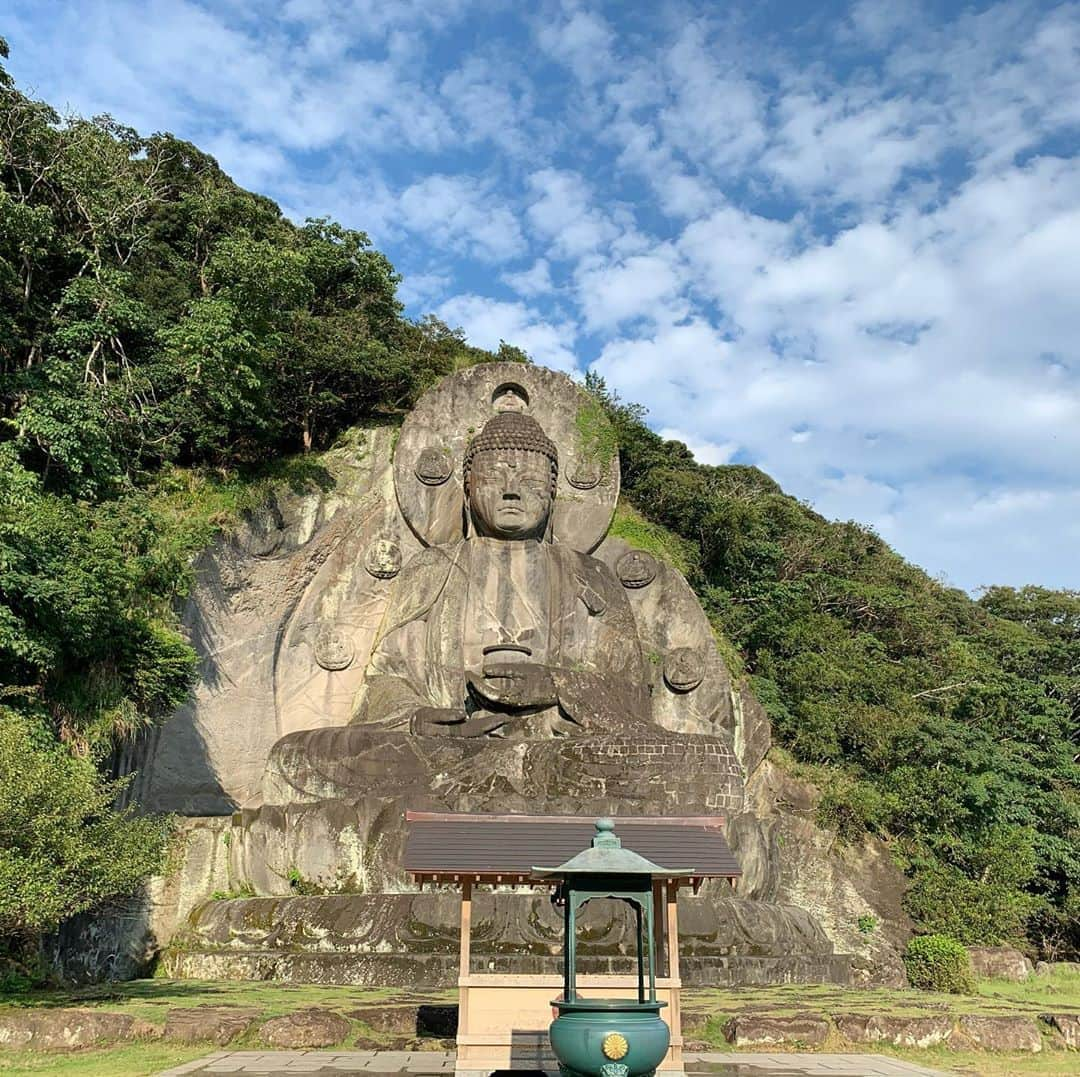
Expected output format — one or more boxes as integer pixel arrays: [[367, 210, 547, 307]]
[[0, 707, 170, 945]]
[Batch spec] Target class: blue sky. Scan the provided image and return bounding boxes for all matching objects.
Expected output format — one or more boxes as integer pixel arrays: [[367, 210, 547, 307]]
[[6, 0, 1080, 592]]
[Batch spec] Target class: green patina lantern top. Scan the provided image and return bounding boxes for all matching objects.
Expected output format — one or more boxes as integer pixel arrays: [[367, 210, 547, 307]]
[[533, 818, 694, 879], [535, 817, 695, 1011]]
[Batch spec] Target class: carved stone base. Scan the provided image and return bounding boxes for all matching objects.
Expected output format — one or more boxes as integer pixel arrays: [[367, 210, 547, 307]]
[[245, 726, 744, 893], [163, 891, 851, 987]]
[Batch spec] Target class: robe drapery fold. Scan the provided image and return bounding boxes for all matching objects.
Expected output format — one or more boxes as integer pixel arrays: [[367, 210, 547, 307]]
[[353, 538, 649, 736]]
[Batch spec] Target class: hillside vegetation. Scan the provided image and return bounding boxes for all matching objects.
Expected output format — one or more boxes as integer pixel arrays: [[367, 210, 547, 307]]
[[0, 40, 1075, 976]]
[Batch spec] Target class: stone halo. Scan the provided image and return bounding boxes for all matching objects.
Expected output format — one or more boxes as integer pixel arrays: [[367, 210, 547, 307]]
[[393, 362, 620, 552]]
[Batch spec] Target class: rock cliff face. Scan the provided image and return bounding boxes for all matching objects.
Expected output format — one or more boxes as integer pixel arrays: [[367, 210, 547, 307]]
[[130, 425, 414, 815], [65, 366, 911, 989], [732, 760, 912, 988]]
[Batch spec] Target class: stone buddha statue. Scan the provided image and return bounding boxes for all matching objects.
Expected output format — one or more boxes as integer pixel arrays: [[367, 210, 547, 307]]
[[128, 364, 879, 991], [354, 409, 649, 739], [242, 365, 756, 822]]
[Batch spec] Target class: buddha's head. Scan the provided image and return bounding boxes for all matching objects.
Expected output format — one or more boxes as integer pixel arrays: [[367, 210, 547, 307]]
[[463, 412, 559, 540]]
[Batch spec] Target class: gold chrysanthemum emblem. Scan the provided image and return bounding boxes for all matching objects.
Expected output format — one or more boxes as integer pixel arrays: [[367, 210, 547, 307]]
[[602, 1032, 629, 1060]]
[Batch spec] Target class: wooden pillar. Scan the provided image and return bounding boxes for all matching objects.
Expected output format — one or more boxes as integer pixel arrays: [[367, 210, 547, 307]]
[[458, 880, 472, 1046], [635, 902, 645, 1003], [459, 879, 473, 977], [652, 880, 666, 977], [666, 884, 680, 982], [666, 883, 682, 1066]]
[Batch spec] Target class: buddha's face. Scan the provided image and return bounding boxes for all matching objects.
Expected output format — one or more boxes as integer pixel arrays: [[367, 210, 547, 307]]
[[468, 448, 554, 539]]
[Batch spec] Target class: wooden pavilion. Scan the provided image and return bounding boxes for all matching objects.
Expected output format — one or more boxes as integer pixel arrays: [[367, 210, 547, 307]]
[[404, 811, 741, 1076]]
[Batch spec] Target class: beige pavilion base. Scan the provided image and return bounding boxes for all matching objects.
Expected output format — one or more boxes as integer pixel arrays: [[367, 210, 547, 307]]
[[455, 972, 684, 1076], [453, 878, 685, 1077]]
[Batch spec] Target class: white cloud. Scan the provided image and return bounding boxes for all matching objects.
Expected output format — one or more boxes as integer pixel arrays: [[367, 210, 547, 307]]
[[396, 270, 453, 310], [7, 0, 459, 155], [397, 175, 526, 262], [575, 248, 688, 331], [657, 428, 738, 466], [439, 55, 547, 157], [656, 23, 770, 175], [534, 1, 617, 87], [436, 294, 579, 372], [504, 259, 555, 297], [526, 169, 623, 259]]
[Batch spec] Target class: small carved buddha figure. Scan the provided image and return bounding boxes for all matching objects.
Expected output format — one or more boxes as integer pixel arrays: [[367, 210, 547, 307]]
[[354, 411, 649, 738]]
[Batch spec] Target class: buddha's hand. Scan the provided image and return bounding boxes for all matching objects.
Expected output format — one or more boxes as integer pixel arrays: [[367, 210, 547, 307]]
[[410, 706, 467, 736], [467, 662, 558, 709]]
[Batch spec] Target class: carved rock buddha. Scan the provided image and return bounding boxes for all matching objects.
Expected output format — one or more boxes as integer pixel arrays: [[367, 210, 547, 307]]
[[354, 410, 650, 739], [223, 364, 751, 873]]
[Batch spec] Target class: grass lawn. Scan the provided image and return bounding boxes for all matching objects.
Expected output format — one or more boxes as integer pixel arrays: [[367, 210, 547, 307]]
[[885, 1046, 1080, 1075], [0, 978, 436, 1026], [0, 980, 455, 1073], [0, 971, 1076, 1074], [0, 1042, 205, 1076], [683, 965, 1080, 1024]]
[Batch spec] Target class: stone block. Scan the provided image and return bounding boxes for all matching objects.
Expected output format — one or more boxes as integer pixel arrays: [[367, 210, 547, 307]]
[[1041, 1012, 1079, 1049], [967, 945, 1033, 982], [0, 1008, 157, 1049], [835, 1013, 952, 1048], [349, 1004, 458, 1038], [1035, 959, 1080, 976], [258, 1007, 351, 1048], [950, 1015, 1042, 1052], [724, 1011, 830, 1047], [163, 1006, 259, 1045]]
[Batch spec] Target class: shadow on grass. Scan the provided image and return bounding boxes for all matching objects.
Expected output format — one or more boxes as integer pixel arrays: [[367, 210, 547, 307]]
[[0, 978, 453, 1013]]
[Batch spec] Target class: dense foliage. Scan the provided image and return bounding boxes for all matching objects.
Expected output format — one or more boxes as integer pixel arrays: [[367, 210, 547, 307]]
[[902, 935, 976, 995], [0, 42, 1075, 965], [0, 42, 519, 961], [0, 706, 169, 942], [591, 376, 1079, 956]]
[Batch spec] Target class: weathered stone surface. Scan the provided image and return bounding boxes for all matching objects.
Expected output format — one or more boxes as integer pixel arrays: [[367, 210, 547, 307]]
[[968, 945, 1034, 982], [258, 1007, 351, 1048], [733, 683, 772, 780], [835, 1013, 952, 1048], [950, 1015, 1043, 1052], [47, 815, 232, 983], [595, 537, 736, 745], [393, 363, 619, 553], [1041, 1012, 1080, 1049], [724, 1012, 830, 1047], [734, 758, 911, 988], [163, 885, 849, 987], [129, 426, 412, 814], [1035, 960, 1080, 975], [0, 1008, 156, 1049], [163, 1006, 258, 1045], [166, 947, 853, 988], [245, 733, 745, 895], [596, 535, 738, 747], [169, 891, 835, 970]]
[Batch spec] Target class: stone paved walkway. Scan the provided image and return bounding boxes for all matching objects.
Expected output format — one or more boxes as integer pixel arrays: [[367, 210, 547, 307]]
[[158, 1050, 954, 1076]]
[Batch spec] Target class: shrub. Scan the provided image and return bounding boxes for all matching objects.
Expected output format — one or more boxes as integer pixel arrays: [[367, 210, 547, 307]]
[[902, 842, 1037, 946], [0, 707, 170, 941], [903, 934, 975, 994]]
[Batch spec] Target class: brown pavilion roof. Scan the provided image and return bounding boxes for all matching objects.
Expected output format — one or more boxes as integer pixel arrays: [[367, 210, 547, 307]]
[[404, 811, 741, 889]]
